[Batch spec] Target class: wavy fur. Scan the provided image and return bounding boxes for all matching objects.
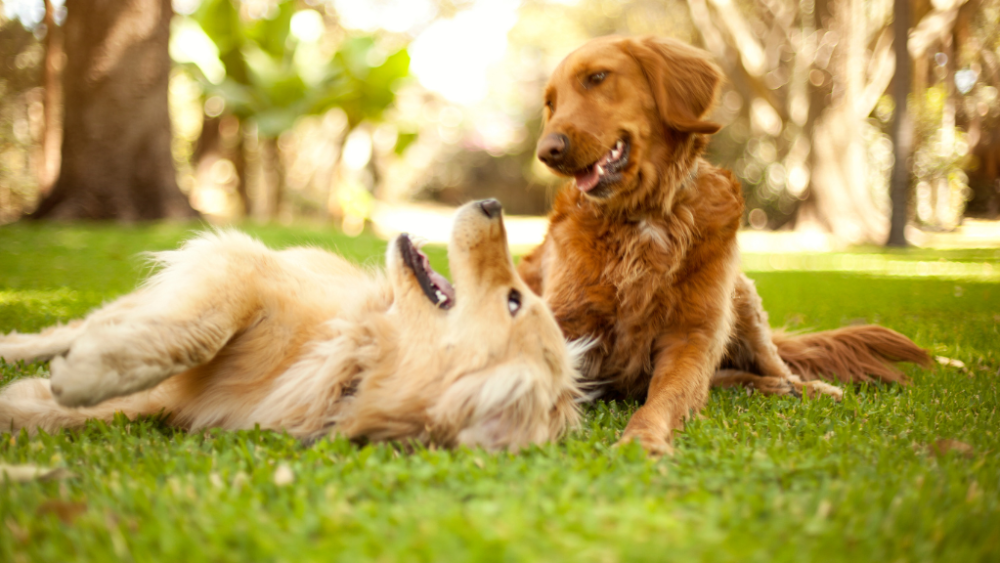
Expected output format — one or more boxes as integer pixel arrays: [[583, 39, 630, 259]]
[[520, 36, 928, 454], [1, 202, 584, 451], [773, 326, 931, 384]]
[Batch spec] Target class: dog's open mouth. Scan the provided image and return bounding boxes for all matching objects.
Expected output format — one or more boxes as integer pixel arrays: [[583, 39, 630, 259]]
[[573, 137, 631, 193], [398, 234, 455, 309]]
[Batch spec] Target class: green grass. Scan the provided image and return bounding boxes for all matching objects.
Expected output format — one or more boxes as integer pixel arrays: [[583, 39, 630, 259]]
[[1, 222, 998, 562]]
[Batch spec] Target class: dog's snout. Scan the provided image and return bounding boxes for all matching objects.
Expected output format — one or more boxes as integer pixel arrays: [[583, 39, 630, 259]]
[[479, 199, 502, 219], [537, 133, 569, 166]]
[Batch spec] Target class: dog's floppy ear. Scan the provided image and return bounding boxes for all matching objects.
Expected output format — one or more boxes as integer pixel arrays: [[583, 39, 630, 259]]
[[625, 36, 722, 135]]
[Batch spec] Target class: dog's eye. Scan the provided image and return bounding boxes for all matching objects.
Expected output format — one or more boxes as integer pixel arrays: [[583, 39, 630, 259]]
[[544, 99, 555, 112], [507, 289, 522, 316], [586, 71, 608, 87]]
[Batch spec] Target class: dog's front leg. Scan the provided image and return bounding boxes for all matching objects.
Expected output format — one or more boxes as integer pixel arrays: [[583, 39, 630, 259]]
[[617, 330, 720, 455]]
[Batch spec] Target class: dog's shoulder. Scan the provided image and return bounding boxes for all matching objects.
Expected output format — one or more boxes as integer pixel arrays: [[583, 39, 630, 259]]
[[686, 160, 743, 240]]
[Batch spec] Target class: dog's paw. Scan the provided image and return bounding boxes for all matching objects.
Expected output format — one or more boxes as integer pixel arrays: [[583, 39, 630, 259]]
[[615, 427, 674, 457], [48, 354, 114, 407], [48, 339, 147, 407], [49, 339, 174, 408], [794, 379, 844, 401], [750, 375, 801, 398]]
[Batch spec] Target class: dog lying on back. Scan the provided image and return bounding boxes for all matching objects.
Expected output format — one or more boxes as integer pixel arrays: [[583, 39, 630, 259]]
[[0, 200, 583, 450], [519, 36, 930, 455]]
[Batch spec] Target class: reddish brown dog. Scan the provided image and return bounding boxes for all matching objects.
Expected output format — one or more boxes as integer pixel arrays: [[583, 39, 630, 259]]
[[518, 36, 930, 455]]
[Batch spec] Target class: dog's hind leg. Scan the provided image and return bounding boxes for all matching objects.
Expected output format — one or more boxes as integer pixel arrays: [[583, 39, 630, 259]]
[[0, 377, 171, 435], [711, 369, 843, 400], [46, 235, 265, 408], [730, 274, 795, 378], [729, 274, 843, 401], [0, 320, 87, 363], [711, 369, 799, 397]]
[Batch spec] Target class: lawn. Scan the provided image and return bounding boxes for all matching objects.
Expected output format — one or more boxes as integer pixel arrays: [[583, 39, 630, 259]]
[[1, 221, 998, 562]]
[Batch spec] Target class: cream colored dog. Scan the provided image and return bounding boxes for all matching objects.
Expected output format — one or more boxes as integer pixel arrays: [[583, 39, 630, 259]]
[[0, 200, 583, 450]]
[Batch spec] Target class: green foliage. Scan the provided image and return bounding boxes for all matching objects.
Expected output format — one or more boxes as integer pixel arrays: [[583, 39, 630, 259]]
[[181, 0, 411, 136], [330, 37, 411, 129], [1, 225, 998, 561]]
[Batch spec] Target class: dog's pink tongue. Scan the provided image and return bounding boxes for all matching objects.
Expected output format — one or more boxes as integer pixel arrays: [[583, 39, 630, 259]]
[[574, 151, 614, 192], [429, 271, 455, 301], [575, 167, 600, 192]]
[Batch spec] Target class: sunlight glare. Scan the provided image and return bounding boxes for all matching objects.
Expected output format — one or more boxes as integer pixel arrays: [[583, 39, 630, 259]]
[[342, 128, 373, 171], [409, 0, 519, 105], [290, 9, 324, 43], [333, 0, 437, 34], [169, 18, 225, 84]]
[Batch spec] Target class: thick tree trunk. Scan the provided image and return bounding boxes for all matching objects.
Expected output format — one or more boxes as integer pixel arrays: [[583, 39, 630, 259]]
[[31, 0, 196, 220], [688, 0, 895, 244], [887, 0, 912, 246], [793, 0, 891, 244]]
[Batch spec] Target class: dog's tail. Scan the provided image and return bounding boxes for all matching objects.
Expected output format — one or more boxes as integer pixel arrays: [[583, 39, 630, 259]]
[[773, 325, 931, 384]]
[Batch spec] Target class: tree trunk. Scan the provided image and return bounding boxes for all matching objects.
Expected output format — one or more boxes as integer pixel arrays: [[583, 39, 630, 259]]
[[36, 0, 64, 195], [251, 136, 284, 222], [30, 0, 196, 220], [232, 122, 250, 217], [688, 0, 896, 244], [794, 0, 891, 244], [887, 0, 912, 246]]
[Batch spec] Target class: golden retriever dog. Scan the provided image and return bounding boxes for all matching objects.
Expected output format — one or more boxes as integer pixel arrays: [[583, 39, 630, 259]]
[[518, 36, 930, 455], [0, 200, 583, 450]]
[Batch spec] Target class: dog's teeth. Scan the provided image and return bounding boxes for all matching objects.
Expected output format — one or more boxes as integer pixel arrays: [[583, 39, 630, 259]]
[[435, 289, 446, 304], [616, 140, 623, 151], [596, 164, 604, 176]]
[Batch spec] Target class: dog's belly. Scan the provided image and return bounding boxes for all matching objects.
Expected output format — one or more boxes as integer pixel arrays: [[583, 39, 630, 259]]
[[165, 256, 380, 431]]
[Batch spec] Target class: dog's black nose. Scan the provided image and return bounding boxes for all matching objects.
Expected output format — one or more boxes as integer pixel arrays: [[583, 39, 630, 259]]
[[479, 199, 502, 219], [537, 133, 569, 166]]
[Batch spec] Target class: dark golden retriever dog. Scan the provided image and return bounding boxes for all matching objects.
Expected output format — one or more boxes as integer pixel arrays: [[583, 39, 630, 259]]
[[518, 36, 930, 455]]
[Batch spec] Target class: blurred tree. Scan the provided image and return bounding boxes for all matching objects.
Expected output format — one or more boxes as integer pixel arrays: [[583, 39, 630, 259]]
[[959, 0, 1000, 218], [0, 11, 43, 223], [888, 0, 913, 246], [688, 0, 899, 244], [907, 0, 994, 229], [686, 0, 998, 242], [35, 0, 62, 195], [32, 0, 197, 220], [178, 0, 411, 220]]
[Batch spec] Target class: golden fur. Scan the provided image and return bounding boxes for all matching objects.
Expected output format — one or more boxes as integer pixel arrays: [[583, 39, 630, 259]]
[[0, 201, 584, 450], [519, 36, 930, 455]]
